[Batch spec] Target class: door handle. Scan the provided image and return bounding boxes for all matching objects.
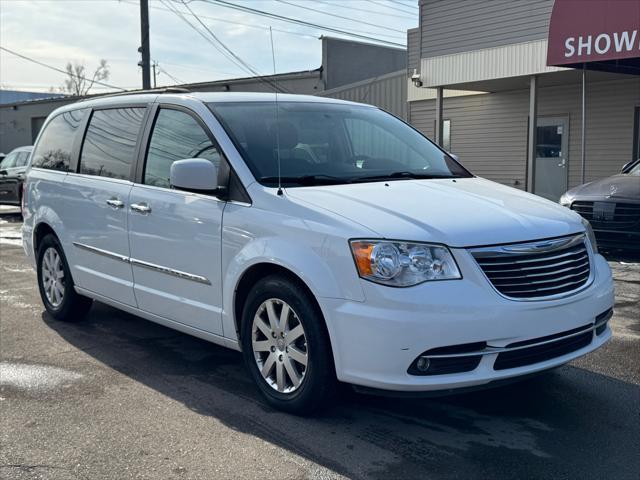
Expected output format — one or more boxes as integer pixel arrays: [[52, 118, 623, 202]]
[[106, 198, 125, 209], [130, 202, 152, 214], [558, 158, 566, 168]]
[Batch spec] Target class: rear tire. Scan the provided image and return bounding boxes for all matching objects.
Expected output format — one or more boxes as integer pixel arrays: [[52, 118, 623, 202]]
[[241, 274, 337, 415], [37, 234, 92, 322]]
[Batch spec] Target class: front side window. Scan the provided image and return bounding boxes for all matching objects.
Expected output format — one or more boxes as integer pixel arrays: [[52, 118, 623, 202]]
[[0, 152, 18, 169], [15, 152, 31, 167], [144, 108, 221, 189], [31, 109, 87, 171], [209, 102, 471, 186], [80, 108, 145, 180]]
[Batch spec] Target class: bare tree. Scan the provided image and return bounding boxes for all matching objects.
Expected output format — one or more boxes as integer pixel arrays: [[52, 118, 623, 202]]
[[60, 59, 110, 96]]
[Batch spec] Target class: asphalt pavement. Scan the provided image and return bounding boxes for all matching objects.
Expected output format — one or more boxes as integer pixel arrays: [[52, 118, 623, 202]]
[[1, 206, 639, 480]]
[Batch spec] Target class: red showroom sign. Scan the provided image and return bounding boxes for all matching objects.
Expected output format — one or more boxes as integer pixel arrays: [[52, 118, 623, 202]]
[[547, 0, 640, 66]]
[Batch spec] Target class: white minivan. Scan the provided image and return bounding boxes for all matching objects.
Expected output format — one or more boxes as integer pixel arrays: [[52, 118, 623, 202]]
[[22, 92, 614, 413]]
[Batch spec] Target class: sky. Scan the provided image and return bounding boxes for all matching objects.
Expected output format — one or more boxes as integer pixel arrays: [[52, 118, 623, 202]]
[[0, 0, 418, 93]]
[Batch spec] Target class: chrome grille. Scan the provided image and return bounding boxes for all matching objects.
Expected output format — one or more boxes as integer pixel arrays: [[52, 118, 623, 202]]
[[469, 234, 591, 300]]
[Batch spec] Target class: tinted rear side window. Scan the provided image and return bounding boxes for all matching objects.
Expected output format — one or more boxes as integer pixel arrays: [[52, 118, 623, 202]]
[[31, 109, 87, 171], [80, 108, 145, 180]]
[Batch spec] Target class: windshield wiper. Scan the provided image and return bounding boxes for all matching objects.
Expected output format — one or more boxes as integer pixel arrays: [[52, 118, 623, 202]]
[[258, 174, 352, 186], [352, 171, 456, 182]]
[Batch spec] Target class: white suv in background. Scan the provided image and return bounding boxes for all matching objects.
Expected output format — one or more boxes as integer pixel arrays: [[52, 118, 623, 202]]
[[22, 92, 614, 414]]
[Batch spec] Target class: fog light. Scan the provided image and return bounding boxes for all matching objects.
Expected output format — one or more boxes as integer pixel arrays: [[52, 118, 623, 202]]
[[416, 357, 430, 372]]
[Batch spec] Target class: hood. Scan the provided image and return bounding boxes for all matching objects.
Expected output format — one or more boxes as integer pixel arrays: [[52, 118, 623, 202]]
[[566, 174, 640, 201], [286, 178, 583, 248]]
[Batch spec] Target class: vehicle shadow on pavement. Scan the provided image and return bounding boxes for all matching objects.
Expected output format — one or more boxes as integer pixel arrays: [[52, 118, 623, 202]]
[[42, 304, 640, 480]]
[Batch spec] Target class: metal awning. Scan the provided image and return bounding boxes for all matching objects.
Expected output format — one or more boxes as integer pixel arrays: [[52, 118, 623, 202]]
[[547, 0, 640, 75]]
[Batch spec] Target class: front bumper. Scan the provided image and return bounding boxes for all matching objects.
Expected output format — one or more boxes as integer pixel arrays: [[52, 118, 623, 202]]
[[320, 250, 614, 392]]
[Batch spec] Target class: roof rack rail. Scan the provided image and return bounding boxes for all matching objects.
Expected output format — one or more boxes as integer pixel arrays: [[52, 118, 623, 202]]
[[84, 87, 191, 101]]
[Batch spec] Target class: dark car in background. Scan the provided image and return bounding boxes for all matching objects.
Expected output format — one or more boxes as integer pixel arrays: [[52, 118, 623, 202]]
[[561, 160, 640, 253], [0, 145, 33, 207]]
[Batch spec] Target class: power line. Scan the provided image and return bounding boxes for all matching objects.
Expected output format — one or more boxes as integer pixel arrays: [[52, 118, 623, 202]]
[[202, 0, 406, 47], [180, 0, 277, 82], [151, 60, 240, 77], [159, 0, 249, 76], [274, 0, 407, 34], [158, 68, 184, 85], [152, 60, 185, 85], [161, 0, 290, 93], [314, 0, 415, 20], [197, 0, 405, 41], [178, 0, 292, 93], [368, 0, 417, 16], [0, 46, 126, 91], [388, 0, 419, 10], [120, 0, 318, 40]]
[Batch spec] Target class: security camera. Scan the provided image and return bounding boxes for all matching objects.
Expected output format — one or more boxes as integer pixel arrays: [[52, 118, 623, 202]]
[[411, 69, 422, 87]]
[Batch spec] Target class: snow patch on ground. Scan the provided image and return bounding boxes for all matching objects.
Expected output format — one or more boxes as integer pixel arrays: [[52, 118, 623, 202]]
[[0, 362, 83, 391], [0, 289, 37, 310], [0, 220, 22, 246]]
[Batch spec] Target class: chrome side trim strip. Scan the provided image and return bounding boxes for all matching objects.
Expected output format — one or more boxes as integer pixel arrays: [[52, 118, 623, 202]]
[[419, 312, 612, 360], [73, 242, 129, 263], [73, 242, 211, 285], [130, 258, 211, 285]]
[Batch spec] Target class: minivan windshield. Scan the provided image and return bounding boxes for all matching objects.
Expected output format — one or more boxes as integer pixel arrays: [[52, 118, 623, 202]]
[[209, 102, 472, 186]]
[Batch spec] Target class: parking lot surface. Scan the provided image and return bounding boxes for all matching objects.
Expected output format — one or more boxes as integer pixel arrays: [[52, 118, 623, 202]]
[[1, 207, 639, 480]]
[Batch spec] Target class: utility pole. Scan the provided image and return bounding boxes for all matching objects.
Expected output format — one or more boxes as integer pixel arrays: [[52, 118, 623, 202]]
[[152, 61, 158, 89], [138, 0, 151, 90]]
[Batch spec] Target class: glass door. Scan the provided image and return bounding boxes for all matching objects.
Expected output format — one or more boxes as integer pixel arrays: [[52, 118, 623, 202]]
[[534, 117, 569, 202]]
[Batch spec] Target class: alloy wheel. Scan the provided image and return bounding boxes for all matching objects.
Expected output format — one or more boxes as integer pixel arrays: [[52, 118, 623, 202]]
[[41, 247, 65, 308], [252, 298, 308, 393]]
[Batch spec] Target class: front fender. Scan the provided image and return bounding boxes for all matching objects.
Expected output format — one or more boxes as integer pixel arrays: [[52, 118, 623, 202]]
[[221, 234, 365, 347]]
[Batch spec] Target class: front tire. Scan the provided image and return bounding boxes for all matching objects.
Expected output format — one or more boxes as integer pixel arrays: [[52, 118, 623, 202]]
[[37, 234, 92, 322], [241, 274, 337, 414]]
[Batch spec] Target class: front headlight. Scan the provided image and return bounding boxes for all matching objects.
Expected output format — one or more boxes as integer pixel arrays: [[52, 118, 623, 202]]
[[559, 193, 572, 207], [350, 240, 461, 287], [581, 218, 598, 253]]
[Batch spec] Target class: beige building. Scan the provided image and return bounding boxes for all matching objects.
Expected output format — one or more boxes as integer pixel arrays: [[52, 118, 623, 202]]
[[406, 0, 640, 201]]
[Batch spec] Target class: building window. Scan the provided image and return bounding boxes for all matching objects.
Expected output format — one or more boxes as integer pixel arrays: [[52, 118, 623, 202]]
[[433, 119, 451, 152], [634, 107, 640, 161], [443, 119, 451, 153]]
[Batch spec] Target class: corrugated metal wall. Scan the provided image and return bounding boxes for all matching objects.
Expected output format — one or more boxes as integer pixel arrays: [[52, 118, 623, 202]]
[[419, 0, 553, 58], [409, 77, 640, 190], [407, 28, 420, 74], [420, 39, 566, 88], [318, 70, 408, 119], [410, 89, 530, 189]]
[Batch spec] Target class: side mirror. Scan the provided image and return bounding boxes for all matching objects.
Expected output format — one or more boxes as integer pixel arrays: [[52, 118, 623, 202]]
[[170, 158, 224, 196]]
